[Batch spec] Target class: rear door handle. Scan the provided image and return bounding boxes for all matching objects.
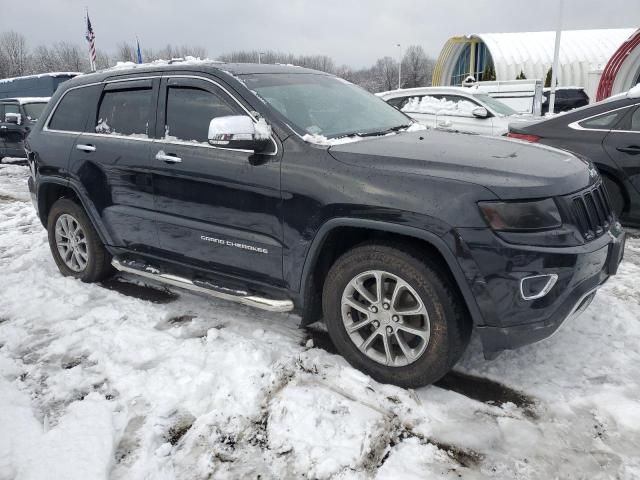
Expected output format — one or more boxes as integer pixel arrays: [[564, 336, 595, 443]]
[[155, 150, 182, 163], [616, 145, 640, 155], [76, 144, 96, 152]]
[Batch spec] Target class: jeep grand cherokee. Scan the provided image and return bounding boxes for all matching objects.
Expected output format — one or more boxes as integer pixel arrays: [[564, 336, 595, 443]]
[[25, 62, 625, 387]]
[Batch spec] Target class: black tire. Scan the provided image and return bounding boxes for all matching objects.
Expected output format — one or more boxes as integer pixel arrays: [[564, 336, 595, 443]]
[[603, 176, 625, 219], [322, 242, 471, 388], [47, 198, 113, 282]]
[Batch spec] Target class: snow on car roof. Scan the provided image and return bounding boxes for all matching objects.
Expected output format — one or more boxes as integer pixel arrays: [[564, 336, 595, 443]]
[[1, 97, 50, 104], [0, 72, 81, 84]]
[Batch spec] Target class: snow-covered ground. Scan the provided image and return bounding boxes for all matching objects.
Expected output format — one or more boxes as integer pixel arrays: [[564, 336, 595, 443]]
[[1, 163, 639, 479]]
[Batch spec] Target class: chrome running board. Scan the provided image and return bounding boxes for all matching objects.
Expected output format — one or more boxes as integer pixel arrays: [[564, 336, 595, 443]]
[[111, 258, 294, 313]]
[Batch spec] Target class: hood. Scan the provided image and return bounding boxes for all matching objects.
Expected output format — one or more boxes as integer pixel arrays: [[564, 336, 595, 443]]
[[328, 129, 594, 199]]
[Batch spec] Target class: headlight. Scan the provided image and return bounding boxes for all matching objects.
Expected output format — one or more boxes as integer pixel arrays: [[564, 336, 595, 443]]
[[478, 199, 561, 231]]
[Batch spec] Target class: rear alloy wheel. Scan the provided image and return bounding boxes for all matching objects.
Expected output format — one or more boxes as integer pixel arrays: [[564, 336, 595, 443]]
[[323, 243, 470, 388], [47, 198, 113, 282], [55, 213, 89, 272]]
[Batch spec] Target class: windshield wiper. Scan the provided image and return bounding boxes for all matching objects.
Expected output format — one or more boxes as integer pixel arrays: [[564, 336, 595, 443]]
[[336, 124, 413, 139]]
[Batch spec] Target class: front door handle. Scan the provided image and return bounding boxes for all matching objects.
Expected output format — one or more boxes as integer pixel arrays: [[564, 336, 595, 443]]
[[616, 145, 640, 155], [76, 144, 96, 152], [155, 150, 182, 163]]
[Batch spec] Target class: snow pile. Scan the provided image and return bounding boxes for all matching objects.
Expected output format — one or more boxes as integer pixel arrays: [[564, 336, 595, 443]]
[[302, 133, 363, 146], [107, 57, 223, 73], [1, 164, 640, 478], [0, 72, 81, 84], [254, 117, 272, 140], [402, 96, 477, 117]]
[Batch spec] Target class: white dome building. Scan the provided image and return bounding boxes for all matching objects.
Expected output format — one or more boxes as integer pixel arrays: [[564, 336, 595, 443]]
[[432, 28, 635, 100]]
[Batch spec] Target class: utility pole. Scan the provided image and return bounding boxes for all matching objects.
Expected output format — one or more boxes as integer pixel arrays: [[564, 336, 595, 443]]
[[396, 44, 402, 89], [549, 0, 564, 115]]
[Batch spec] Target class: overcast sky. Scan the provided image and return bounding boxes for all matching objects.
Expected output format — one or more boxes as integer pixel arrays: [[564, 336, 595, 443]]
[[2, 0, 638, 68]]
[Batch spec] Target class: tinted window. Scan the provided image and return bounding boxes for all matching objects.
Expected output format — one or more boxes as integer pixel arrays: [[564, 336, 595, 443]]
[[96, 88, 152, 136], [2, 103, 19, 122], [23, 102, 47, 121], [49, 88, 93, 132], [164, 86, 239, 143], [579, 109, 626, 130], [629, 107, 640, 132]]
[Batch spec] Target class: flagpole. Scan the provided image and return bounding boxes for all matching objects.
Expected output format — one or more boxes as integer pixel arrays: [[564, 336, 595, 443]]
[[85, 8, 93, 71]]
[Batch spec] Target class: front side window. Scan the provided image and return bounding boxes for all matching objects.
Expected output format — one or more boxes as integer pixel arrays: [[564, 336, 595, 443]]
[[471, 94, 517, 116], [164, 86, 239, 143], [23, 102, 47, 121], [48, 88, 93, 132], [241, 73, 411, 139], [96, 88, 152, 137]]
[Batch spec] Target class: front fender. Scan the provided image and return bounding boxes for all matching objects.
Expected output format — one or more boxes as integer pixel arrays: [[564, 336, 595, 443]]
[[298, 217, 486, 328]]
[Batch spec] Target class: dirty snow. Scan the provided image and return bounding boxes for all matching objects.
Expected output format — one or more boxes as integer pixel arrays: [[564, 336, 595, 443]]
[[1, 164, 640, 479]]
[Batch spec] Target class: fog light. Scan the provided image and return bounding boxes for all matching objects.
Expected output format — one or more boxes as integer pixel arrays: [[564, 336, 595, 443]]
[[520, 274, 558, 300]]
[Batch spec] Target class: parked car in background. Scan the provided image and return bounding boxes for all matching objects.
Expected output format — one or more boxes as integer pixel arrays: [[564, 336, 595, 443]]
[[508, 86, 640, 227], [378, 86, 525, 136], [0, 72, 80, 100], [0, 97, 49, 160], [542, 87, 589, 115]]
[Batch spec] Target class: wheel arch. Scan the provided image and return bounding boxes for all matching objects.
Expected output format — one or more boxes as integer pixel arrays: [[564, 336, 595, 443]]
[[37, 177, 113, 246], [298, 218, 484, 328]]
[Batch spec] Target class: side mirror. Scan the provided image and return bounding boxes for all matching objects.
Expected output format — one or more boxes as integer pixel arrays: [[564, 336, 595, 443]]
[[5, 113, 21, 125], [472, 107, 489, 119], [208, 115, 272, 152]]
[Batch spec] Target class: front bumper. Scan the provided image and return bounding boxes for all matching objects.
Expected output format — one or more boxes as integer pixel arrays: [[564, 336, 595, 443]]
[[454, 224, 625, 356]]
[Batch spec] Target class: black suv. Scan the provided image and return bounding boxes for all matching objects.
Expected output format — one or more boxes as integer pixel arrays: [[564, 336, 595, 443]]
[[25, 62, 625, 387], [0, 97, 49, 160]]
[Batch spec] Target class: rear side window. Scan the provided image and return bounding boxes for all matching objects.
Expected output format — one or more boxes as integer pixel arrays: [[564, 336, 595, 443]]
[[48, 88, 93, 132], [578, 109, 626, 130], [96, 88, 153, 137], [164, 86, 239, 143], [627, 107, 640, 132]]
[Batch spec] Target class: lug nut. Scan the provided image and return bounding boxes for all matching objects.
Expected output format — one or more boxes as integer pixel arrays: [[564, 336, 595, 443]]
[[373, 320, 380, 328], [392, 315, 399, 322], [386, 326, 393, 334], [383, 302, 390, 310], [370, 306, 378, 313]]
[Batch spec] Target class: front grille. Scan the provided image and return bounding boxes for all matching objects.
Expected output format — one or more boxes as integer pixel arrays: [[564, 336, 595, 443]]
[[570, 182, 614, 241]]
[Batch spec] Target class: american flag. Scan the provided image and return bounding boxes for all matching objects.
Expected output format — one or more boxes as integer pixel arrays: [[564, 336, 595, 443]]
[[85, 13, 97, 71]]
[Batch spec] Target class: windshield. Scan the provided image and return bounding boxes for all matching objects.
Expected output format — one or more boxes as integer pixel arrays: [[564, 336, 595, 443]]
[[241, 73, 412, 139], [23, 102, 47, 121], [472, 94, 517, 117]]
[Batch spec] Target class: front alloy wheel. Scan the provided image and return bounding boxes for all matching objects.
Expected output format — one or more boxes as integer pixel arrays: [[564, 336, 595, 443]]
[[341, 270, 430, 367], [322, 243, 471, 388]]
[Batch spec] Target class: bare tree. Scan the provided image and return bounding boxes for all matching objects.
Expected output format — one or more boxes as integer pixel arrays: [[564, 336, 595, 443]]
[[116, 42, 136, 63], [53, 42, 88, 71], [401, 45, 434, 88], [374, 56, 399, 91], [0, 31, 30, 77]]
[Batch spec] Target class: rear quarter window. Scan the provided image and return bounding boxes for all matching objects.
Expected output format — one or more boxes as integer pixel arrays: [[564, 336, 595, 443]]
[[578, 109, 628, 130], [48, 86, 97, 132]]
